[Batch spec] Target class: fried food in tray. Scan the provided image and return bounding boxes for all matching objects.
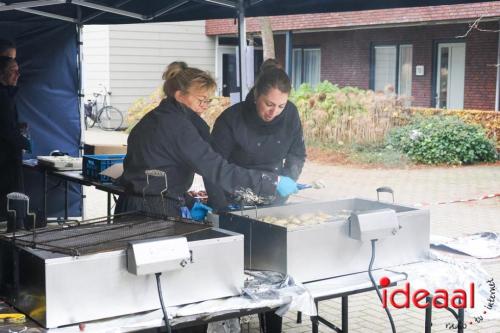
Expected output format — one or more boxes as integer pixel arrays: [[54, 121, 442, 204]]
[[259, 210, 352, 229]]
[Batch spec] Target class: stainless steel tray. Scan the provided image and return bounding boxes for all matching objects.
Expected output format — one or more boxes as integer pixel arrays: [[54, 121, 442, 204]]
[[0, 223, 244, 328], [218, 198, 429, 283]]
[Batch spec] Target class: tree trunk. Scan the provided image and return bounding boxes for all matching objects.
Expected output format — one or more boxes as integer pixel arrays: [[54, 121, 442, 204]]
[[260, 16, 275, 60]]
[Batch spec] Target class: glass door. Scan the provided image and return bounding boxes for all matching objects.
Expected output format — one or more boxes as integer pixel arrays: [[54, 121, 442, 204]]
[[436, 43, 465, 109]]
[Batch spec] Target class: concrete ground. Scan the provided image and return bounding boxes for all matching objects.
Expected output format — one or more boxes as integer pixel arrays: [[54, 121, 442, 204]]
[[84, 128, 500, 333]]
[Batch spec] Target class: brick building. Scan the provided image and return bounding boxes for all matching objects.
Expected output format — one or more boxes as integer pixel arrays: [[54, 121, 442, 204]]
[[206, 1, 500, 110]]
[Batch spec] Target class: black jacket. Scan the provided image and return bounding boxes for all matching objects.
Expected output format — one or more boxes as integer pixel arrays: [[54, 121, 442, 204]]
[[0, 83, 29, 218], [119, 98, 278, 201], [208, 92, 306, 209], [0, 84, 29, 165]]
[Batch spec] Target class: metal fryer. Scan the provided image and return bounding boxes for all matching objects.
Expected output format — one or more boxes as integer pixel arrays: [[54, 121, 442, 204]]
[[218, 198, 430, 283], [0, 213, 244, 328]]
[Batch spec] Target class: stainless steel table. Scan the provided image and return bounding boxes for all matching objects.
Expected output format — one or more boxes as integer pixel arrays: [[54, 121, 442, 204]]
[[52, 170, 125, 221], [22, 160, 124, 222], [300, 265, 466, 333]]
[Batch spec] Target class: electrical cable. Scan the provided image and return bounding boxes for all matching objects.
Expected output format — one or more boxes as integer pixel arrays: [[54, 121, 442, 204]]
[[155, 272, 172, 333], [368, 239, 397, 333]]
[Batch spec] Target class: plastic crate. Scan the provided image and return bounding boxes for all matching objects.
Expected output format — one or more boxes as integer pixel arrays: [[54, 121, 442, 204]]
[[83, 154, 125, 183]]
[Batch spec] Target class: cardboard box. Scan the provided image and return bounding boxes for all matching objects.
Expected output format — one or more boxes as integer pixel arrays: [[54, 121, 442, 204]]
[[84, 143, 127, 155]]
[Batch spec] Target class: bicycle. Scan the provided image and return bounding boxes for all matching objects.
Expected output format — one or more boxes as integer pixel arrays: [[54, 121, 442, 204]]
[[84, 85, 124, 131]]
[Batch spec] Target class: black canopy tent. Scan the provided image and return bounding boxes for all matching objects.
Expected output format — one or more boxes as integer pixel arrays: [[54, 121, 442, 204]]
[[0, 0, 490, 218], [1, 0, 491, 24], [1, 0, 493, 96]]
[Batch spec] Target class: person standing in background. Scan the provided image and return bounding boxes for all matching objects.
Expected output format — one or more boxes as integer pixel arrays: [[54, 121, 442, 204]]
[[0, 56, 29, 220], [117, 62, 296, 222], [0, 39, 16, 58]]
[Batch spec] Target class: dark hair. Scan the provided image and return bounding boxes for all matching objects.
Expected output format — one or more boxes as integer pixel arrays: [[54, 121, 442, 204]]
[[0, 56, 16, 75], [162, 61, 216, 98], [254, 67, 291, 99], [259, 58, 282, 73], [0, 39, 16, 56]]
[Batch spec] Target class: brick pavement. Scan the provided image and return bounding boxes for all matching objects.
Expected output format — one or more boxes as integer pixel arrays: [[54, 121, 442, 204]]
[[275, 163, 500, 333], [84, 129, 500, 332]]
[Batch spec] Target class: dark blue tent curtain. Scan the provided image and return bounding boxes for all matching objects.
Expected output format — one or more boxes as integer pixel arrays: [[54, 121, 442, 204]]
[[0, 20, 82, 218]]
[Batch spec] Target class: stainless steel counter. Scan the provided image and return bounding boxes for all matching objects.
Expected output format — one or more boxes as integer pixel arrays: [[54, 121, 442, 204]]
[[218, 198, 430, 282]]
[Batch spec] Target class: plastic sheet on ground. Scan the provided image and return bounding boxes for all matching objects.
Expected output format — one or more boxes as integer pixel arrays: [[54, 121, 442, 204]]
[[170, 270, 316, 322], [390, 251, 499, 320], [15, 271, 313, 333], [431, 232, 500, 259]]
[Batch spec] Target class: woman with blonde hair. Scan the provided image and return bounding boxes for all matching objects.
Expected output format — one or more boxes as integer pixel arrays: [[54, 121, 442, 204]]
[[117, 61, 296, 219]]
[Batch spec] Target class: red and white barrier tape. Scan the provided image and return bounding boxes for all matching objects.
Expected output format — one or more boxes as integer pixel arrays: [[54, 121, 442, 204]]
[[414, 193, 500, 207]]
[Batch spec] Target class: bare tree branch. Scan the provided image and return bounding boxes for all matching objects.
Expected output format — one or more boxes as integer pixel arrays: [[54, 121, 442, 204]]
[[457, 15, 500, 38], [457, 16, 483, 38]]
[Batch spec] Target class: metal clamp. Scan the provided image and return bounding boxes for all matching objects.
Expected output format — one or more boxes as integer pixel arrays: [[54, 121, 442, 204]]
[[142, 169, 169, 217], [6, 192, 37, 240], [376, 186, 395, 203]]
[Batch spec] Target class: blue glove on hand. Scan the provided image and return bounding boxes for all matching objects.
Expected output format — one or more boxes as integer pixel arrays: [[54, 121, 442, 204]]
[[190, 201, 213, 221], [180, 206, 192, 219], [276, 176, 298, 197]]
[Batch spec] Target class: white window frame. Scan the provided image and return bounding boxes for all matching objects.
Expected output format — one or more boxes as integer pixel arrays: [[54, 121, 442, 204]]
[[292, 47, 321, 89], [371, 43, 413, 102]]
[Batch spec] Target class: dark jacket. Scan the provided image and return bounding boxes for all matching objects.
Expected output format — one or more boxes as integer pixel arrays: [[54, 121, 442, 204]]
[[0, 83, 29, 218], [0, 84, 29, 164], [207, 92, 306, 209], [117, 98, 278, 216]]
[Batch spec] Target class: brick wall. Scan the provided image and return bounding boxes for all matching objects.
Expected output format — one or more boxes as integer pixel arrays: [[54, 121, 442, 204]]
[[206, 2, 500, 36], [273, 22, 498, 110]]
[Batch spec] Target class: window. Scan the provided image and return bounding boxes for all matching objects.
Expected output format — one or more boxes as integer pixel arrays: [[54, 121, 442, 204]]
[[292, 47, 321, 89], [372, 44, 413, 103]]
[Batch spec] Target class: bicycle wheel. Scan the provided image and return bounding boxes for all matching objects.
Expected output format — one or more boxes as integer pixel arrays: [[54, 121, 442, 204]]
[[97, 106, 123, 131], [85, 114, 96, 129]]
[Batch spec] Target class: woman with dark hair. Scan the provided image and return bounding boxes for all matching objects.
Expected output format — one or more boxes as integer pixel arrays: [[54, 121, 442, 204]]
[[208, 67, 306, 210], [0, 56, 29, 220], [208, 66, 306, 333], [116, 62, 297, 220]]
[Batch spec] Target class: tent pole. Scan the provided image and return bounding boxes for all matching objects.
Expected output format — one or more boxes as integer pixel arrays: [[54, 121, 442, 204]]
[[77, 16, 86, 219], [237, 0, 247, 101], [77, 25, 84, 155], [496, 19, 500, 111]]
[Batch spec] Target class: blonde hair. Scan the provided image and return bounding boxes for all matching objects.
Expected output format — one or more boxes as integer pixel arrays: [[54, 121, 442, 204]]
[[162, 61, 216, 98]]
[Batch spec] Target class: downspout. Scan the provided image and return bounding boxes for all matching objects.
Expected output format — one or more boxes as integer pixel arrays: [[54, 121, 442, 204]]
[[285, 31, 293, 77], [496, 19, 500, 111], [215, 35, 220, 96]]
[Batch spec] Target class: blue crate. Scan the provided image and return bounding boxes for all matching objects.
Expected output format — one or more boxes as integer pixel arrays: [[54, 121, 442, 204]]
[[83, 154, 125, 183]]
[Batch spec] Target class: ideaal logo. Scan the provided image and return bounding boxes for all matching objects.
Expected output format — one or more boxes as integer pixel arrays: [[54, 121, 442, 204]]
[[379, 276, 496, 330], [378, 276, 475, 309]]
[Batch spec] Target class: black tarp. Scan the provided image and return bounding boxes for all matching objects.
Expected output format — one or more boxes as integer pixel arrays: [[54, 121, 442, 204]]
[[0, 0, 495, 25], [0, 20, 81, 218]]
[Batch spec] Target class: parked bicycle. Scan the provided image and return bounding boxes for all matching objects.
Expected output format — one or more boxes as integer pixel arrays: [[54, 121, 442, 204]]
[[84, 85, 123, 131]]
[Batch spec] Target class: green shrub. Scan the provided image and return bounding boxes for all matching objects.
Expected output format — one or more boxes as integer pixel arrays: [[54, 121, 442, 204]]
[[388, 116, 497, 165]]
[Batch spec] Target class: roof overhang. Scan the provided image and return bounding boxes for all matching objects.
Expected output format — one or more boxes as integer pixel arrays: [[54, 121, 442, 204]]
[[0, 0, 497, 25]]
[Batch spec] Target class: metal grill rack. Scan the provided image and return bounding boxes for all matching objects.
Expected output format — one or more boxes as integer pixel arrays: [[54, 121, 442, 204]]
[[6, 212, 211, 257]]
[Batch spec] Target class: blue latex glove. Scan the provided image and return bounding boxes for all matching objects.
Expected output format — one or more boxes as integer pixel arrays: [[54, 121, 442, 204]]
[[190, 201, 213, 221], [276, 176, 298, 197], [226, 204, 241, 211], [180, 206, 191, 219]]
